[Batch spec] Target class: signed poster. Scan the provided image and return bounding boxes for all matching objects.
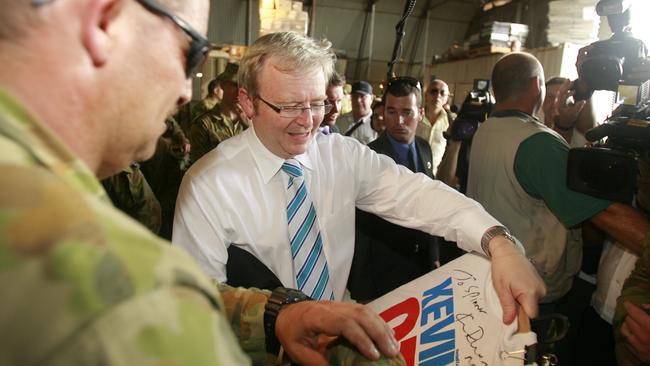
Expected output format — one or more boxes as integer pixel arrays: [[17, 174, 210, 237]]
[[367, 253, 536, 366]]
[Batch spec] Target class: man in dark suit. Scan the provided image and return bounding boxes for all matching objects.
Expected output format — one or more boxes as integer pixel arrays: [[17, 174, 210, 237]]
[[348, 77, 439, 301]]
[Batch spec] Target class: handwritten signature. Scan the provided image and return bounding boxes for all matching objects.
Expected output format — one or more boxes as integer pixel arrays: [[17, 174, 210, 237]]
[[457, 313, 487, 365], [452, 269, 487, 314]]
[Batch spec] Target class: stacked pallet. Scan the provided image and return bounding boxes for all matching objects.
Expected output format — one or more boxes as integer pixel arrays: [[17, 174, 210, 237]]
[[465, 21, 528, 58], [547, 0, 600, 46]]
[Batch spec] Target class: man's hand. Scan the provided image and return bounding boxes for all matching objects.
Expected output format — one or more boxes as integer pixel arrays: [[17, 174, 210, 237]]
[[275, 301, 400, 366], [621, 302, 650, 363], [553, 80, 586, 130], [488, 237, 546, 324]]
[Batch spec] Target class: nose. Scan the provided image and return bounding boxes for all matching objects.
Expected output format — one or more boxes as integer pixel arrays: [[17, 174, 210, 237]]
[[177, 78, 193, 106], [295, 107, 315, 127]]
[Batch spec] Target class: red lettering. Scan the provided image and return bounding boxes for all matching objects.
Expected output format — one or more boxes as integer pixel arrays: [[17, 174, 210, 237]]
[[380, 297, 420, 366]]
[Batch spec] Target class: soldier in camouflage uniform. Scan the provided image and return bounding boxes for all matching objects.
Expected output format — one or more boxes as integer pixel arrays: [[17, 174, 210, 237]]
[[190, 62, 250, 163], [0, 1, 403, 365], [102, 162, 163, 234], [191, 77, 223, 123]]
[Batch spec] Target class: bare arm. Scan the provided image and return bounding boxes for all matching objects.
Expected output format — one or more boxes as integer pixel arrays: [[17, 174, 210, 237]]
[[590, 203, 649, 256], [436, 139, 461, 188]]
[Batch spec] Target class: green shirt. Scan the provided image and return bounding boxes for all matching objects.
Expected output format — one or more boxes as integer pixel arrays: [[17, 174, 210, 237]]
[[514, 132, 612, 227]]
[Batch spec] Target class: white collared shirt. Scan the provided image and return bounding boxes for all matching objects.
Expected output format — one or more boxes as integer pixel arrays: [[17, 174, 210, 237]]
[[172, 126, 501, 300]]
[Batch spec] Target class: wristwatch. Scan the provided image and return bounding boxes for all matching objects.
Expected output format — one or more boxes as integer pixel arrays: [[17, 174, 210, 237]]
[[480, 225, 516, 257], [264, 287, 311, 354]]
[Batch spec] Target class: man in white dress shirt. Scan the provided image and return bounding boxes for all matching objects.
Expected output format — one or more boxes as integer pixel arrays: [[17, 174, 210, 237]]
[[173, 31, 545, 325]]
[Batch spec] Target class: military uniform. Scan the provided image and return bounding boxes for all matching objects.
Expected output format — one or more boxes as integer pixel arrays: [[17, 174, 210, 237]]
[[189, 103, 247, 163], [0, 88, 403, 366], [191, 97, 219, 122], [102, 162, 162, 234]]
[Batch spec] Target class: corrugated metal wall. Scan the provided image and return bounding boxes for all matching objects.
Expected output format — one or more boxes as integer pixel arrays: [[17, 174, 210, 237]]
[[206, 0, 479, 85]]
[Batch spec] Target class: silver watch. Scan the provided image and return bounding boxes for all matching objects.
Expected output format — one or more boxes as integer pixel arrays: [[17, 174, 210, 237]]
[[480, 226, 516, 257]]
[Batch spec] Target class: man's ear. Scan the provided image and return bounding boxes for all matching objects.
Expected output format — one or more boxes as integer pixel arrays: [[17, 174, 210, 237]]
[[239, 88, 255, 119], [531, 75, 543, 96], [81, 0, 127, 67]]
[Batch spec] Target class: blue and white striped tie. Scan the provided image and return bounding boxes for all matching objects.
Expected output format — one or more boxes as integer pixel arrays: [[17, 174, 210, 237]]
[[282, 159, 334, 300]]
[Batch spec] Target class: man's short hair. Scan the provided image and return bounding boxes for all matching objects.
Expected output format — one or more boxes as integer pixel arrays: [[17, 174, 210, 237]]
[[545, 76, 569, 87], [385, 79, 423, 107], [206, 78, 220, 96], [238, 31, 335, 98], [491, 52, 543, 102], [328, 71, 346, 88]]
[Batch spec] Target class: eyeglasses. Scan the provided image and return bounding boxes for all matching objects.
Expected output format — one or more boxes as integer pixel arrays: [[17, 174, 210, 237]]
[[135, 0, 216, 78], [256, 95, 333, 118], [32, 0, 216, 79], [386, 76, 422, 91]]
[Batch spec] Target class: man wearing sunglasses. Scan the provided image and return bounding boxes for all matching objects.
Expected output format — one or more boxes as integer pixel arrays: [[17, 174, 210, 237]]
[[174, 31, 545, 331], [0, 1, 404, 365], [415, 79, 454, 176]]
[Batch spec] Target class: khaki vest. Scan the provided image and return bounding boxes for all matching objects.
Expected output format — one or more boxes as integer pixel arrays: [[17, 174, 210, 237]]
[[467, 113, 581, 302]]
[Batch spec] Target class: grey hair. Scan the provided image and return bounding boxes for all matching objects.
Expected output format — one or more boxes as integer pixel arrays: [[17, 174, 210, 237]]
[[238, 31, 336, 97]]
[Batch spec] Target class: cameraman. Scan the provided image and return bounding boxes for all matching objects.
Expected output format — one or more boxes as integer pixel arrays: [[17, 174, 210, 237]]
[[467, 52, 649, 363], [541, 77, 597, 147]]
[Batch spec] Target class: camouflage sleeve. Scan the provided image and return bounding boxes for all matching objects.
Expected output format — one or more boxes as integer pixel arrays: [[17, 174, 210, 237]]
[[101, 165, 162, 234], [613, 230, 650, 342], [165, 117, 189, 146], [216, 282, 405, 366], [0, 164, 250, 366], [327, 341, 406, 366], [215, 282, 279, 365], [189, 118, 216, 164]]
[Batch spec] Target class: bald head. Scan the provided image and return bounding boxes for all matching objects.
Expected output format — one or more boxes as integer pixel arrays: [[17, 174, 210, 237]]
[[491, 53, 544, 103]]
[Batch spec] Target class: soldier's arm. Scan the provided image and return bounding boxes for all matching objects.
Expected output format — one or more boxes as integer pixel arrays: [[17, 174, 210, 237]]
[[216, 283, 403, 366]]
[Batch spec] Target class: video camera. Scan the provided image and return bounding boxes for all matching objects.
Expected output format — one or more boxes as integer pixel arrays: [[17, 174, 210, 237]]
[[572, 0, 649, 101], [447, 79, 494, 141], [567, 0, 650, 203]]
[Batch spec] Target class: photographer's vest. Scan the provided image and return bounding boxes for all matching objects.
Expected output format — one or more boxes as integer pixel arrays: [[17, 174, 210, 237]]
[[467, 111, 581, 302]]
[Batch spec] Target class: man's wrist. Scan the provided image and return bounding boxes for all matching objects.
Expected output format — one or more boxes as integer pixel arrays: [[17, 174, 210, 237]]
[[481, 226, 516, 257], [264, 287, 310, 354]]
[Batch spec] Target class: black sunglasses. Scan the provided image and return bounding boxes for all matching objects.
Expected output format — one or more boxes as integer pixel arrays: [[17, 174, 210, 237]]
[[32, 0, 216, 78], [386, 76, 422, 91], [136, 0, 216, 78]]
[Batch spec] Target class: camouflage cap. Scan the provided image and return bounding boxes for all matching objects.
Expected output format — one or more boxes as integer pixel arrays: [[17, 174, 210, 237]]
[[216, 63, 239, 84]]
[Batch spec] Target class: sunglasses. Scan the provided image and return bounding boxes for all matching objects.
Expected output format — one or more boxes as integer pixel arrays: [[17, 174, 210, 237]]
[[136, 0, 216, 78], [32, 0, 216, 79]]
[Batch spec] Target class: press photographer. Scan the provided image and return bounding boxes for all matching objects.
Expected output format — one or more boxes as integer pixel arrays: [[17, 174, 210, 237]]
[[563, 1, 650, 364], [437, 79, 494, 192]]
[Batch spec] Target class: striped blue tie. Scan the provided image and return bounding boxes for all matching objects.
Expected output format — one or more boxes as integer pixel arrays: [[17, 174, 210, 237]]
[[282, 159, 334, 300]]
